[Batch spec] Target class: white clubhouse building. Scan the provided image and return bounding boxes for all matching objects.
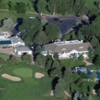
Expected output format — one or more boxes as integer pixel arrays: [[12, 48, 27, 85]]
[[41, 40, 92, 59]]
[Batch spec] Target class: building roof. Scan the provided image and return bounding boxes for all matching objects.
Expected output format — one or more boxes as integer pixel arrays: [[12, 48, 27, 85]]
[[43, 40, 92, 54], [9, 36, 24, 44], [14, 46, 32, 52], [0, 40, 11, 45]]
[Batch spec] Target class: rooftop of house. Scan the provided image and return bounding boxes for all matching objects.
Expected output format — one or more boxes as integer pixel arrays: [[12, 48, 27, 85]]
[[43, 40, 92, 54], [9, 36, 24, 44], [14, 46, 32, 52]]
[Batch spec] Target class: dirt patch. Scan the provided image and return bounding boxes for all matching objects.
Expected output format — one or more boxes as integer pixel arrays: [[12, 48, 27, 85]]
[[35, 72, 45, 79], [2, 73, 21, 81], [92, 89, 97, 95]]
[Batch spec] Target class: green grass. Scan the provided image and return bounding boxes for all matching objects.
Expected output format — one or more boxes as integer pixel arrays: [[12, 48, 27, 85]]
[[13, 68, 33, 78], [85, 0, 100, 9], [0, 11, 38, 22], [60, 58, 85, 68], [0, 53, 22, 62], [0, 63, 66, 100]]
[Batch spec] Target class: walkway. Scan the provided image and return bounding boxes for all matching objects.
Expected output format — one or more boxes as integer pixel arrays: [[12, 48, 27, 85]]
[[83, 60, 93, 66]]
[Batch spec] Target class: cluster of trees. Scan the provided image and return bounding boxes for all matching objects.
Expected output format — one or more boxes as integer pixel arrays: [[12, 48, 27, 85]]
[[19, 17, 61, 45], [36, 0, 88, 15], [72, 91, 92, 100]]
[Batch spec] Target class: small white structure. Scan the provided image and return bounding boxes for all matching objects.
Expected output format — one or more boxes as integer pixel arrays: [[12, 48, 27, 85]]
[[9, 36, 25, 47], [14, 46, 32, 55], [41, 40, 92, 59]]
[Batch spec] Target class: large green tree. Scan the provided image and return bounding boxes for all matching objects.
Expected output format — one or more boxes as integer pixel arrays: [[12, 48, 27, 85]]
[[48, 0, 62, 15], [37, 0, 47, 14], [45, 23, 61, 41], [19, 18, 42, 45], [15, 2, 26, 13], [33, 31, 48, 44], [35, 54, 47, 67], [54, 78, 65, 97], [1, 18, 13, 31], [22, 54, 32, 64]]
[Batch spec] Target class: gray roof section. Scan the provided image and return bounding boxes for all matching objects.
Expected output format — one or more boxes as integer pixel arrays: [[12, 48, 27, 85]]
[[9, 36, 24, 44], [14, 46, 32, 52], [44, 42, 92, 54]]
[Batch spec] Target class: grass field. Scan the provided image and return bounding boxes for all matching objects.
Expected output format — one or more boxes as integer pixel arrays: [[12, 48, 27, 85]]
[[85, 0, 100, 9], [60, 58, 85, 68], [0, 11, 38, 22], [13, 68, 33, 78], [0, 63, 66, 100]]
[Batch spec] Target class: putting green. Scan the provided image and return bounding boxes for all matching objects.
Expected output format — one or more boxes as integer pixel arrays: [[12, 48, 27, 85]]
[[13, 68, 32, 78]]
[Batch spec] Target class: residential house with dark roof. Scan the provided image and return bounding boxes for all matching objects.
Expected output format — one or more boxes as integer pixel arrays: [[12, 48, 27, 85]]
[[41, 40, 92, 59]]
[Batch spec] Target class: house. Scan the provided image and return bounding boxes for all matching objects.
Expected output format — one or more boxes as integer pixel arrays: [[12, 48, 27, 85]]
[[41, 40, 92, 59], [14, 46, 32, 55], [9, 36, 25, 47]]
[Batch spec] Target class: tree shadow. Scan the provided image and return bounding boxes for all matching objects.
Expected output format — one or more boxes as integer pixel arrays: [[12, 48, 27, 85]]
[[51, 77, 59, 90], [94, 80, 100, 90]]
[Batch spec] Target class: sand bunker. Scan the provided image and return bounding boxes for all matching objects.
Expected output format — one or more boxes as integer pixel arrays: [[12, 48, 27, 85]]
[[35, 72, 45, 79], [2, 74, 21, 82]]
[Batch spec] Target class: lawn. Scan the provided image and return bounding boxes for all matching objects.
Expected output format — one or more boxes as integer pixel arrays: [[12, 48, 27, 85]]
[[13, 68, 33, 78], [0, 11, 38, 22], [0, 53, 22, 62], [60, 58, 85, 68], [0, 63, 66, 100], [85, 0, 100, 9]]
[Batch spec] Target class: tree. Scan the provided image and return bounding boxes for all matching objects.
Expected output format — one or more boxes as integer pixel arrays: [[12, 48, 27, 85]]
[[0, 57, 5, 67], [0, 0, 7, 9], [33, 31, 49, 44], [53, 52, 59, 59], [58, 0, 66, 14], [73, 0, 88, 15], [80, 72, 88, 79], [19, 18, 42, 45], [63, 68, 72, 84], [90, 36, 99, 48], [73, 53, 78, 60], [50, 68, 62, 77], [35, 54, 47, 67], [7, 56, 18, 64], [88, 47, 94, 59], [51, 59, 60, 69], [22, 54, 32, 64], [37, 0, 47, 14], [48, 0, 62, 15], [15, 2, 26, 13], [95, 46, 100, 55], [45, 23, 61, 41], [8, 1, 16, 11], [94, 55, 100, 66], [88, 94, 93, 100], [97, 88, 100, 96], [1, 18, 13, 31], [45, 58, 53, 69], [54, 78, 65, 97], [90, 72, 97, 80], [34, 44, 42, 54], [78, 54, 84, 61]]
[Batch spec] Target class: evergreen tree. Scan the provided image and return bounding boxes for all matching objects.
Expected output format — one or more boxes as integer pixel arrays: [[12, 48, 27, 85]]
[[37, 0, 47, 14], [45, 23, 61, 41], [33, 31, 49, 45], [54, 78, 65, 97], [53, 52, 59, 59], [35, 54, 47, 67]]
